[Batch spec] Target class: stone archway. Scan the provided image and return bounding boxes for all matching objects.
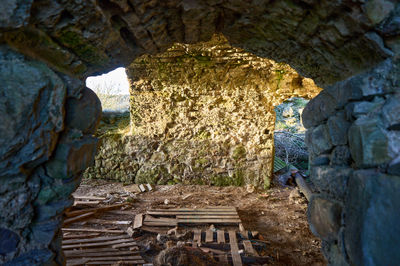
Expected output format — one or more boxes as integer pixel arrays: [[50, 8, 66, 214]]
[[1, 0, 399, 265]]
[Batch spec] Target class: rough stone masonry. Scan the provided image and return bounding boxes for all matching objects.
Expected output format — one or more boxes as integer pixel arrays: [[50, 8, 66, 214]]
[[84, 34, 320, 188], [0, 0, 399, 265]]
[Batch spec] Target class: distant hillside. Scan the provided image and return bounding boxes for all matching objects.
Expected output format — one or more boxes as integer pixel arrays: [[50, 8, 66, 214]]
[[97, 94, 130, 112]]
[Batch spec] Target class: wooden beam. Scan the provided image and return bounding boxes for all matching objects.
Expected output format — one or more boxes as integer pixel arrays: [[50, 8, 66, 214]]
[[73, 196, 106, 201], [178, 219, 241, 224], [294, 172, 312, 201], [62, 228, 124, 234], [62, 235, 130, 245], [217, 230, 225, 244], [176, 215, 239, 219], [64, 249, 136, 256], [63, 233, 100, 239], [84, 260, 145, 265], [65, 203, 129, 218], [243, 240, 258, 256], [62, 239, 136, 249], [193, 229, 202, 247], [205, 229, 214, 243], [63, 212, 96, 225], [229, 231, 242, 266]]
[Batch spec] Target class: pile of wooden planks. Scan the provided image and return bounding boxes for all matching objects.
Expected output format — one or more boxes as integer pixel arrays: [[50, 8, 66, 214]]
[[62, 234, 145, 265]]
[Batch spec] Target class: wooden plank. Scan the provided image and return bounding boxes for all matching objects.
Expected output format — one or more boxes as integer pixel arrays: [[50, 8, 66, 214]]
[[62, 239, 135, 249], [239, 223, 247, 239], [62, 228, 124, 234], [229, 230, 242, 266], [178, 219, 241, 224], [64, 248, 122, 255], [105, 210, 134, 216], [65, 203, 129, 217], [66, 258, 89, 266], [73, 195, 106, 201], [63, 211, 96, 225], [206, 206, 236, 209], [73, 200, 100, 206], [243, 240, 258, 256], [133, 213, 143, 229], [193, 229, 201, 247], [62, 235, 130, 245], [140, 226, 171, 234], [148, 211, 237, 216], [64, 249, 137, 257], [217, 230, 225, 244], [78, 256, 142, 261], [143, 221, 178, 227], [63, 233, 101, 239], [144, 215, 177, 223], [205, 230, 214, 243], [148, 208, 237, 212], [84, 260, 145, 265], [176, 215, 239, 219], [112, 242, 138, 249], [86, 219, 131, 225]]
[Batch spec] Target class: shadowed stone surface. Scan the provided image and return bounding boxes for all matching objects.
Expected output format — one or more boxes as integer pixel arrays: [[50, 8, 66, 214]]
[[308, 195, 342, 242], [345, 170, 400, 266]]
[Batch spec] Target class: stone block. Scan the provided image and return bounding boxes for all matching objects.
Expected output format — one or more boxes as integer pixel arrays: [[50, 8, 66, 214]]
[[311, 124, 333, 155], [311, 154, 330, 166], [307, 195, 342, 241], [311, 166, 352, 200], [0, 0, 33, 28], [348, 116, 392, 168], [327, 111, 350, 145], [365, 0, 395, 25], [4, 249, 54, 266], [325, 59, 394, 109], [0, 228, 19, 256], [45, 136, 98, 179], [302, 90, 337, 129], [330, 146, 351, 166], [345, 170, 400, 266], [388, 156, 400, 176], [351, 97, 385, 118], [65, 87, 102, 134], [382, 92, 400, 130]]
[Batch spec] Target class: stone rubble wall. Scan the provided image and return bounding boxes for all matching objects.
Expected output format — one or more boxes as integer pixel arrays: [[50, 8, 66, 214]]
[[117, 35, 319, 188], [302, 57, 400, 265]]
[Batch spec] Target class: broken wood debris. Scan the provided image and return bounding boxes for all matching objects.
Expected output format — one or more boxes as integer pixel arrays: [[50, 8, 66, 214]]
[[65, 202, 130, 218]]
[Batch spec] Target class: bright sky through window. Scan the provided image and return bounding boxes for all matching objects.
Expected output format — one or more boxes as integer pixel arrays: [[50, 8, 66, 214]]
[[86, 67, 130, 95]]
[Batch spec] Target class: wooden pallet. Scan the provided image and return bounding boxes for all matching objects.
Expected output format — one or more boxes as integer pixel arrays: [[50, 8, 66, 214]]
[[191, 229, 261, 266], [144, 206, 241, 227], [62, 234, 145, 265]]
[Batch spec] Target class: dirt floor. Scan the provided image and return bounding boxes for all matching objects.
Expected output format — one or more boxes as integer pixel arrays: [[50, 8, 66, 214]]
[[72, 179, 326, 265]]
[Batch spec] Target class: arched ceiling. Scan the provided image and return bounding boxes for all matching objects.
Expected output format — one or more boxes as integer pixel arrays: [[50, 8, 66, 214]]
[[1, 0, 398, 86]]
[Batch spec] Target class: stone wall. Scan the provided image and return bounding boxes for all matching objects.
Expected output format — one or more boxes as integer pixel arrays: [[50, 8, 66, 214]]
[[121, 35, 319, 188], [0, 46, 101, 264], [303, 57, 400, 265], [1, 0, 399, 264]]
